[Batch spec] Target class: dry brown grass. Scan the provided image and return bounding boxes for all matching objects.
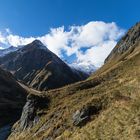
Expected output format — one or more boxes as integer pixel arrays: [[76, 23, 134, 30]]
[[8, 43, 140, 140]]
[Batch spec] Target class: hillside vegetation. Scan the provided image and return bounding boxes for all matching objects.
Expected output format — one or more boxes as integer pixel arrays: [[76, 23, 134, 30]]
[[8, 23, 140, 140]]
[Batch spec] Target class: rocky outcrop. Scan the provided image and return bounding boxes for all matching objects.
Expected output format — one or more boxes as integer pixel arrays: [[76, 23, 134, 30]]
[[73, 104, 101, 127], [19, 94, 49, 130]]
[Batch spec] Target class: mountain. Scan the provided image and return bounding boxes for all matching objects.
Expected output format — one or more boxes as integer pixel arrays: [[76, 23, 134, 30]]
[[0, 46, 18, 57], [7, 22, 140, 140], [0, 40, 88, 91]]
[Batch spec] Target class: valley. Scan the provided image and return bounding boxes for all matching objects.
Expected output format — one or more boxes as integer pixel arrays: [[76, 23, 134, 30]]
[[0, 22, 140, 140]]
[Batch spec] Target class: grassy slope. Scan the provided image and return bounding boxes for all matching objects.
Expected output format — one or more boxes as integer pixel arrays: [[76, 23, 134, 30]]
[[8, 43, 140, 140]]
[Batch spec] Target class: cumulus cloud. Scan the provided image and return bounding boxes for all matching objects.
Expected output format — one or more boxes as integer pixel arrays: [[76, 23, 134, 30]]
[[0, 21, 125, 68], [38, 27, 69, 56], [7, 35, 35, 47], [76, 40, 117, 67]]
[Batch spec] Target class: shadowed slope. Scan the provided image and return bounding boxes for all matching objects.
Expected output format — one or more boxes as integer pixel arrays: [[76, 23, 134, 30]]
[[0, 68, 27, 127]]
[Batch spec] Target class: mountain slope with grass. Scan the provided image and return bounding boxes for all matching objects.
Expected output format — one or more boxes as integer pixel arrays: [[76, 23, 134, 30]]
[[8, 22, 140, 140]]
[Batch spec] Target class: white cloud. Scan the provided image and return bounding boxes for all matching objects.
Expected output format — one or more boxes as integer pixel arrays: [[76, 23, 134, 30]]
[[0, 47, 4, 50], [38, 27, 69, 56], [7, 35, 35, 47], [76, 40, 117, 67], [0, 21, 125, 68], [0, 33, 6, 44]]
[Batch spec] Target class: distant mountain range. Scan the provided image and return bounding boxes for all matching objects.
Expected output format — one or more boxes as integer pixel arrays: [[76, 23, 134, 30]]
[[0, 46, 18, 57], [70, 62, 97, 74]]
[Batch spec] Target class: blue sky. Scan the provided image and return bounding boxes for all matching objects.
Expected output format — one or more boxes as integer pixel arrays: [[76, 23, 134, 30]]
[[0, 0, 139, 72], [0, 0, 139, 36]]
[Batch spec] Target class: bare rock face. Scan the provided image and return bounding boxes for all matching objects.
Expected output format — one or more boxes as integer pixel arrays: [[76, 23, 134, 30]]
[[105, 22, 140, 62], [0, 40, 88, 91], [19, 94, 49, 130]]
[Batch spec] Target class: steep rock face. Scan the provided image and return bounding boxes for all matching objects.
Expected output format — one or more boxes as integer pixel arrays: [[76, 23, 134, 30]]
[[0, 67, 27, 127], [19, 94, 49, 130], [0, 40, 88, 91], [105, 22, 140, 62]]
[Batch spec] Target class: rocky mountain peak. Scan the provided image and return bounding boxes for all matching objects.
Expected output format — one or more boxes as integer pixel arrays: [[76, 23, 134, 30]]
[[21, 40, 48, 53], [0, 40, 88, 91], [31, 39, 45, 47]]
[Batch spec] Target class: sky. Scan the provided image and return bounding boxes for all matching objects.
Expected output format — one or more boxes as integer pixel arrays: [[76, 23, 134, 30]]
[[0, 0, 140, 70]]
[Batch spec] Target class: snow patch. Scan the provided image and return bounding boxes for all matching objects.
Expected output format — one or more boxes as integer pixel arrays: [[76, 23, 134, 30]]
[[70, 61, 97, 74]]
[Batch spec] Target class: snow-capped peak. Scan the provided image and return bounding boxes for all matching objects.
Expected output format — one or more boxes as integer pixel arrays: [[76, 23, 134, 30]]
[[70, 61, 97, 75]]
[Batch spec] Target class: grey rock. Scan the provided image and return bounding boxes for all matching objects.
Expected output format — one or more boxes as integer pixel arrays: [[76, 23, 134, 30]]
[[19, 94, 49, 130], [73, 108, 90, 126], [73, 105, 101, 127]]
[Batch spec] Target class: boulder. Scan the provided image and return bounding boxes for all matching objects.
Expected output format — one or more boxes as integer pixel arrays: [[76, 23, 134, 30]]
[[73, 105, 101, 127]]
